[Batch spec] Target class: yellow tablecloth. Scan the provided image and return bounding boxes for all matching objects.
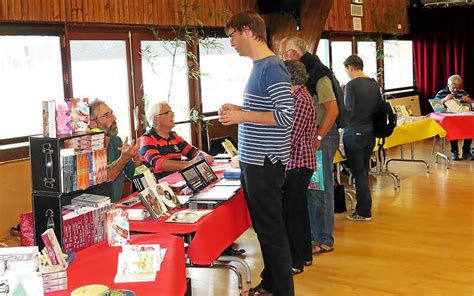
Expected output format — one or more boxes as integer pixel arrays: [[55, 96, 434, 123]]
[[378, 117, 447, 150]]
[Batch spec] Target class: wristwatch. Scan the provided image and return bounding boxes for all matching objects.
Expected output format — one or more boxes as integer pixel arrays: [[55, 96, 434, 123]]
[[316, 135, 323, 141]]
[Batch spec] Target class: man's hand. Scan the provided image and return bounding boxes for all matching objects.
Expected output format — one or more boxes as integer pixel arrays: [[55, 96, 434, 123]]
[[204, 154, 215, 164], [314, 140, 321, 151], [118, 137, 140, 162], [219, 110, 245, 126], [461, 96, 472, 103], [219, 104, 241, 115]]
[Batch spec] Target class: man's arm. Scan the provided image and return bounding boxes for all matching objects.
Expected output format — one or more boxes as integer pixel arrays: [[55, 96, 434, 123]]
[[219, 82, 294, 126], [314, 76, 339, 150], [107, 138, 139, 182]]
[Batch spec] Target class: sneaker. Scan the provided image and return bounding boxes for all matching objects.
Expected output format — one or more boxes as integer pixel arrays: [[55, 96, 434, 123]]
[[462, 153, 473, 160], [452, 153, 460, 161], [346, 212, 372, 221]]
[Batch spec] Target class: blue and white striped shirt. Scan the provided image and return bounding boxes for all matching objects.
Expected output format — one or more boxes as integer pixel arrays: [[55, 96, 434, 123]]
[[238, 56, 294, 166]]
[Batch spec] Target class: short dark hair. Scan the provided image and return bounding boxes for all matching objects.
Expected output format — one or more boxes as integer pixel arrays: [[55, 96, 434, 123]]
[[225, 11, 267, 43], [343, 54, 364, 71], [284, 60, 308, 85]]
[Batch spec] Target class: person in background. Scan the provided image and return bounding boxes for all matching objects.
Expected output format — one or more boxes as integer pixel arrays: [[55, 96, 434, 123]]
[[343, 55, 379, 221], [280, 36, 339, 255], [282, 60, 317, 274], [139, 101, 245, 256], [434, 74, 472, 160], [89, 99, 141, 202], [219, 11, 295, 296]]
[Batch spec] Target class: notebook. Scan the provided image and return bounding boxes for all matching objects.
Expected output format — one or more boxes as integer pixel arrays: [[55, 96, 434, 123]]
[[179, 159, 239, 201]]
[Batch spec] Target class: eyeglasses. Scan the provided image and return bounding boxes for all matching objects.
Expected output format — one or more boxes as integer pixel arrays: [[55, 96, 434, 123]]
[[281, 48, 294, 59], [228, 29, 239, 40], [156, 110, 174, 116], [92, 110, 114, 121]]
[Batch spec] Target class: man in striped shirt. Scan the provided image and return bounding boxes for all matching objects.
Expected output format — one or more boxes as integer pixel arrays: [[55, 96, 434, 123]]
[[219, 11, 295, 296], [139, 102, 214, 180]]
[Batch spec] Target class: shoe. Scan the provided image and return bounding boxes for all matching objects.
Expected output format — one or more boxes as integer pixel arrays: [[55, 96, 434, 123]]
[[247, 283, 272, 295], [292, 267, 304, 275], [312, 243, 334, 254], [304, 260, 313, 266], [452, 153, 460, 161], [346, 212, 372, 221], [222, 246, 246, 256], [462, 153, 473, 160]]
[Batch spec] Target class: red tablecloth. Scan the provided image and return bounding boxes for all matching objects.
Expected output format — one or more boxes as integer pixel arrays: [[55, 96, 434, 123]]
[[430, 112, 474, 141], [120, 189, 252, 265], [49, 233, 187, 296]]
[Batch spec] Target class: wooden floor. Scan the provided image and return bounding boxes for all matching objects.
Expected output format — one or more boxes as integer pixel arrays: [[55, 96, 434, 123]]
[[188, 139, 474, 295]]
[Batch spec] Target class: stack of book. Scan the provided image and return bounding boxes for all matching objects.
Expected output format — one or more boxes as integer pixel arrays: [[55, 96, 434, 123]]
[[62, 202, 115, 252], [59, 145, 107, 193], [40, 229, 68, 293], [114, 244, 166, 283], [72, 194, 111, 208], [0, 246, 44, 295]]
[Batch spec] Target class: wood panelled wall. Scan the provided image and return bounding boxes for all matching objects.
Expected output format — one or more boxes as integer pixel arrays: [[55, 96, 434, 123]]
[[324, 0, 410, 34], [0, 0, 256, 26], [264, 0, 334, 54]]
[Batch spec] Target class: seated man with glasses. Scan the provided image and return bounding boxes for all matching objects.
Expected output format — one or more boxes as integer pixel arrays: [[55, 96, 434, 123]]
[[139, 101, 214, 180], [89, 99, 142, 202], [139, 102, 245, 256]]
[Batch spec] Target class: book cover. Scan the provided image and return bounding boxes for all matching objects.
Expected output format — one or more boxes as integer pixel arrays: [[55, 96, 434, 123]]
[[42, 229, 67, 267], [41, 232, 59, 266], [138, 188, 166, 220], [221, 139, 238, 157], [156, 182, 181, 209], [114, 251, 157, 283], [42, 100, 57, 137], [308, 150, 324, 190], [165, 209, 212, 224], [105, 209, 130, 246]]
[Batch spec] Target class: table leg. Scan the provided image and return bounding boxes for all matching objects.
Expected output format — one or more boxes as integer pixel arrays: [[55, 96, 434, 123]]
[[385, 143, 430, 173], [187, 261, 244, 289], [370, 152, 400, 189], [435, 137, 450, 169], [217, 255, 252, 283]]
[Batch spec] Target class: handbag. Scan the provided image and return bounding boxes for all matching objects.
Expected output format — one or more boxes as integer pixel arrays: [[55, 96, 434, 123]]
[[334, 179, 347, 213]]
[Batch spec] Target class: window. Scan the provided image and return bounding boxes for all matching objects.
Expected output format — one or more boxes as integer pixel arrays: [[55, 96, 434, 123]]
[[357, 41, 377, 79], [70, 40, 132, 140], [0, 35, 64, 139], [199, 37, 252, 113], [330, 41, 353, 85], [383, 40, 414, 90], [141, 40, 191, 142], [316, 39, 330, 67]]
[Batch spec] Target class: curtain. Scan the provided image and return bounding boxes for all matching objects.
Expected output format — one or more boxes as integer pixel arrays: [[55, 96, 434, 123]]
[[410, 6, 474, 114]]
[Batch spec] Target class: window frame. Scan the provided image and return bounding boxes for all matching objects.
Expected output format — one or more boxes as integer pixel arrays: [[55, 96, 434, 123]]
[[318, 32, 416, 94], [0, 24, 68, 163]]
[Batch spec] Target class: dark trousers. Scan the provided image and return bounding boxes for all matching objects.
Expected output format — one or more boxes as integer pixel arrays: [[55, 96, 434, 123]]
[[343, 131, 376, 218], [450, 139, 472, 155], [240, 158, 294, 296], [282, 167, 313, 269]]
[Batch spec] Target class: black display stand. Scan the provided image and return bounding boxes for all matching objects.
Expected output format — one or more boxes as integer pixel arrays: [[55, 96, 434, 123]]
[[29, 132, 111, 250]]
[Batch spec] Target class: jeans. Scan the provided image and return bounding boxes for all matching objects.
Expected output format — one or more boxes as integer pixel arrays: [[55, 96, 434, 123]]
[[343, 130, 375, 218], [240, 158, 294, 296], [307, 125, 339, 247], [282, 167, 313, 269]]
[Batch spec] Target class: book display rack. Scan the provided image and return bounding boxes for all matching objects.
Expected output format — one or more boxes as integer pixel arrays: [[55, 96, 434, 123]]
[[30, 132, 111, 250]]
